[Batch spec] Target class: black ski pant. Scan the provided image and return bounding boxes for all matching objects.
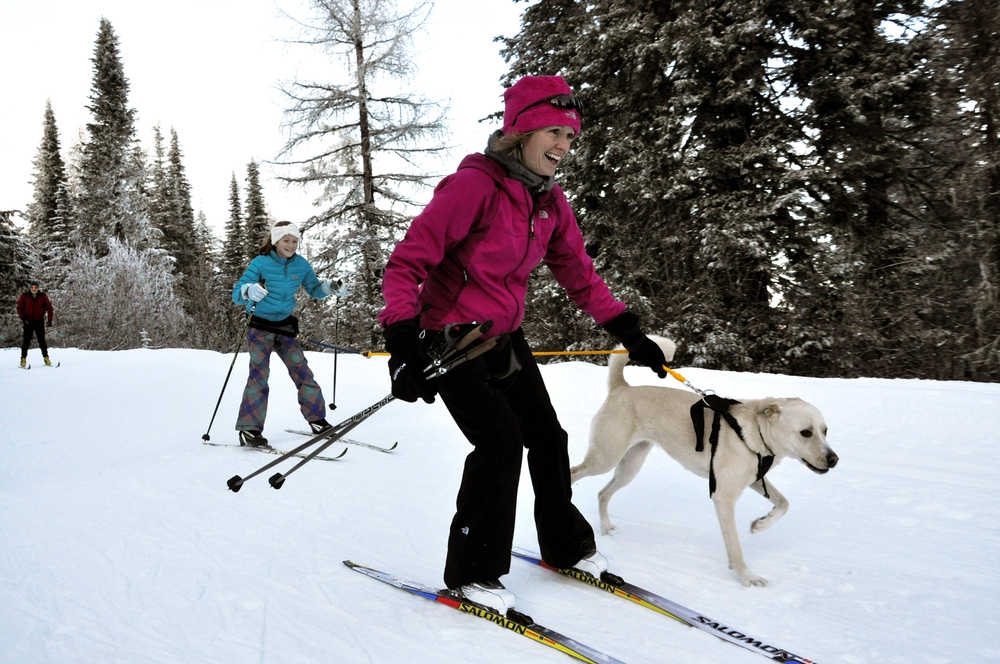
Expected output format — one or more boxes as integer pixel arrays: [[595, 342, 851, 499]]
[[21, 319, 48, 358], [437, 328, 595, 589]]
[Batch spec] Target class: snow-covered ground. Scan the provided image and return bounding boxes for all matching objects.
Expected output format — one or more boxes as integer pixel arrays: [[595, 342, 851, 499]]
[[2, 345, 998, 663]]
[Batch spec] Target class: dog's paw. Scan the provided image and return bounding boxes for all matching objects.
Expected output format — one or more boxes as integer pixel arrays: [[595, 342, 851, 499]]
[[739, 572, 768, 587], [750, 516, 773, 534], [600, 522, 617, 535]]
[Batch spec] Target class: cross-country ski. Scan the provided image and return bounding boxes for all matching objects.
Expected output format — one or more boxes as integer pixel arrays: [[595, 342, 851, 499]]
[[201, 439, 347, 463], [285, 428, 398, 453], [512, 547, 816, 663], [344, 560, 627, 664]]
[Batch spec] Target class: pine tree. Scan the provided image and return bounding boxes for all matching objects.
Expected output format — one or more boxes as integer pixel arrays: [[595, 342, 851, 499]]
[[277, 0, 447, 346], [0, 211, 35, 322], [502, 0, 795, 366], [147, 125, 172, 262], [166, 128, 198, 279], [769, 0, 937, 376], [27, 101, 73, 265], [75, 18, 146, 252], [51, 182, 74, 257], [186, 211, 231, 349], [218, 174, 248, 344], [506, 1, 694, 354], [501, 0, 943, 376], [222, 174, 245, 284], [923, 0, 1000, 378], [243, 160, 269, 259]]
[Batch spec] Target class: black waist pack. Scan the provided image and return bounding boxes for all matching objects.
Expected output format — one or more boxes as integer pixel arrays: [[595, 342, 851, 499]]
[[249, 314, 299, 338]]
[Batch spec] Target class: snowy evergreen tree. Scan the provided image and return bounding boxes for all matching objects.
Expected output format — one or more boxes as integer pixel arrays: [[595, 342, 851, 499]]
[[919, 0, 1000, 378], [222, 174, 245, 284], [193, 212, 216, 263], [147, 125, 173, 266], [165, 128, 198, 281], [27, 101, 73, 267], [764, 0, 937, 376], [218, 174, 247, 343], [51, 182, 74, 257], [186, 212, 231, 349], [63, 129, 87, 246], [502, 0, 791, 365], [0, 210, 36, 342], [277, 0, 447, 346], [243, 160, 270, 259], [75, 18, 148, 252], [501, 0, 954, 377]]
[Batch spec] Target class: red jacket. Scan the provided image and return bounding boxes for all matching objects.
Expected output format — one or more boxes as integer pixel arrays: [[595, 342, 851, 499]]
[[17, 291, 54, 324], [379, 153, 625, 335]]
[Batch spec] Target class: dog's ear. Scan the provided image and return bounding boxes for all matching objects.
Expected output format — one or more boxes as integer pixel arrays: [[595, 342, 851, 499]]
[[758, 402, 781, 420]]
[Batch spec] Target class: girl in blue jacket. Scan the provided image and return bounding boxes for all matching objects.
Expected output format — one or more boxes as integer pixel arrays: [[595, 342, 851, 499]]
[[232, 221, 334, 447]]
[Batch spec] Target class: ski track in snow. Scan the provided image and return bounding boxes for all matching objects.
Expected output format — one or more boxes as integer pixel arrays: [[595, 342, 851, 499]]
[[2, 346, 999, 663]]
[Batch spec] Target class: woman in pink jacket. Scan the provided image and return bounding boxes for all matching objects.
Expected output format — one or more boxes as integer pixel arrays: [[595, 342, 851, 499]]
[[379, 75, 667, 614]]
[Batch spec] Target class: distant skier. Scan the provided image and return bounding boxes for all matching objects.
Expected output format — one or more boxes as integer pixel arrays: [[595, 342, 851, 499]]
[[231, 221, 335, 447], [17, 280, 54, 368]]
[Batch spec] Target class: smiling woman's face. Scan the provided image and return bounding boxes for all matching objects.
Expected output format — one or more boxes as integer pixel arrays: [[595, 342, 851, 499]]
[[520, 125, 576, 177]]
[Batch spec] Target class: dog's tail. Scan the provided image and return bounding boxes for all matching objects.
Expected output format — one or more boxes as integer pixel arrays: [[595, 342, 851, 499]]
[[608, 335, 677, 392], [608, 344, 630, 391]]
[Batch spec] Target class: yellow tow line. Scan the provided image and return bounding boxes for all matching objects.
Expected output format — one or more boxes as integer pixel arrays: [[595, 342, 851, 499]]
[[362, 347, 702, 395]]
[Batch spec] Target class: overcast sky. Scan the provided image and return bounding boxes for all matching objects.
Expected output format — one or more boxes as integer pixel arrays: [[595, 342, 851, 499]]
[[0, 0, 530, 236]]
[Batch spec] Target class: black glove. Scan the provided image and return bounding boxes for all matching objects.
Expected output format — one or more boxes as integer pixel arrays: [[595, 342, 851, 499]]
[[383, 317, 437, 404], [601, 311, 667, 378]]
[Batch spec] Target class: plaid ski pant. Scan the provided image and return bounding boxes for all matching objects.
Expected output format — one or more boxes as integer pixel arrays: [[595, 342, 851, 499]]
[[236, 328, 326, 432]]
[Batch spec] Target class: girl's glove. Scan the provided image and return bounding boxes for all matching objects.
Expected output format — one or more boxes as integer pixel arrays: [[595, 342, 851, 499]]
[[241, 282, 269, 303]]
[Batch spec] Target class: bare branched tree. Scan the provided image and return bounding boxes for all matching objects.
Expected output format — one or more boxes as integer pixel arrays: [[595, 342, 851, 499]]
[[276, 0, 448, 346]]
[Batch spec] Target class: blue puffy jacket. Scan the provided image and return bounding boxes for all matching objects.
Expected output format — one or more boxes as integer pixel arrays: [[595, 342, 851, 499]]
[[232, 251, 330, 320]]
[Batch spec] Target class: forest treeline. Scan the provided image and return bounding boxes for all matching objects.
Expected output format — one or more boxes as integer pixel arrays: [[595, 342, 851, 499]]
[[3, 1, 996, 381]]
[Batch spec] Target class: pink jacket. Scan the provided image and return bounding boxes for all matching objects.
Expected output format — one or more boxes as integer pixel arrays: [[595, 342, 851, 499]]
[[379, 153, 625, 335]]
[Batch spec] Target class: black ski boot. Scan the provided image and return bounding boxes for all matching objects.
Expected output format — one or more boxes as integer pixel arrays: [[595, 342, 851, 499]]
[[239, 430, 269, 448], [308, 418, 332, 434]]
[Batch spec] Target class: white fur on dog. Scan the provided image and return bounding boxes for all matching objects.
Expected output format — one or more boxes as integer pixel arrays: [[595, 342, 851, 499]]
[[571, 337, 838, 586]]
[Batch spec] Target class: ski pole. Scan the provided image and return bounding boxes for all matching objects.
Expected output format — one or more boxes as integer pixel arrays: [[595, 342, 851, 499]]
[[201, 279, 264, 442], [226, 392, 393, 492], [267, 324, 499, 489], [266, 392, 396, 489], [327, 280, 348, 410], [331, 296, 340, 409], [266, 333, 500, 490], [305, 338, 363, 354], [227, 320, 497, 492]]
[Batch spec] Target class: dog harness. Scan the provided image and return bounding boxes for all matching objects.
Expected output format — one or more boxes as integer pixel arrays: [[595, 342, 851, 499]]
[[690, 395, 774, 498]]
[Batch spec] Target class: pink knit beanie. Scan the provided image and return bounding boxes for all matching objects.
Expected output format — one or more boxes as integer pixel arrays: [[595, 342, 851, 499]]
[[502, 75, 582, 135]]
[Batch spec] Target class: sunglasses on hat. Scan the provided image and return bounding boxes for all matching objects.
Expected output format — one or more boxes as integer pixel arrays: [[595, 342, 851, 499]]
[[514, 94, 584, 124]]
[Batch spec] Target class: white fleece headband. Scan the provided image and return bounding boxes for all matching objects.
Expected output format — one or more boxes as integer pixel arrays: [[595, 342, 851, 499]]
[[270, 222, 300, 245]]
